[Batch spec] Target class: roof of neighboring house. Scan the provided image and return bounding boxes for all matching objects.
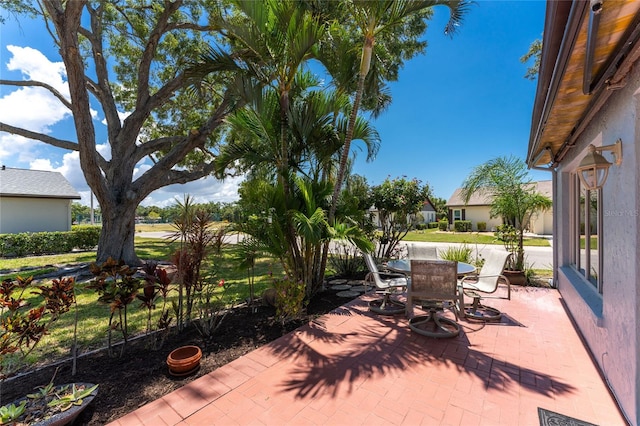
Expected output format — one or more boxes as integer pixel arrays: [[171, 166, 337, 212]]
[[527, 1, 640, 167], [447, 181, 552, 207], [0, 167, 81, 199], [422, 197, 436, 212]]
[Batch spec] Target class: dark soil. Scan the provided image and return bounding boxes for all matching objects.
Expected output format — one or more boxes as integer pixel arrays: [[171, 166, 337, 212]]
[[1, 289, 357, 425]]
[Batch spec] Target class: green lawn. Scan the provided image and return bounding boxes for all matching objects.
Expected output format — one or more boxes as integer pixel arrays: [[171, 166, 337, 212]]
[[1, 238, 283, 371], [1, 227, 552, 370], [404, 228, 551, 247]]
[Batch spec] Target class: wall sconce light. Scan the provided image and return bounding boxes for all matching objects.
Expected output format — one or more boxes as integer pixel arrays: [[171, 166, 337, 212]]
[[576, 139, 622, 190]]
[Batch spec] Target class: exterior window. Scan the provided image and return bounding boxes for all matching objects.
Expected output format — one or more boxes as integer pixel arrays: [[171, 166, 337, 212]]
[[453, 209, 462, 221], [571, 173, 602, 292]]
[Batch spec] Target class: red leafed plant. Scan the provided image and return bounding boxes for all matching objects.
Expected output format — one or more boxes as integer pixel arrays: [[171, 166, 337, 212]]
[[137, 261, 173, 349], [87, 257, 142, 357], [0, 275, 75, 378]]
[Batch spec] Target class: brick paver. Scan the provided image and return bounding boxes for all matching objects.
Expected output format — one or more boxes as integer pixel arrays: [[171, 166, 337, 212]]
[[110, 285, 627, 425]]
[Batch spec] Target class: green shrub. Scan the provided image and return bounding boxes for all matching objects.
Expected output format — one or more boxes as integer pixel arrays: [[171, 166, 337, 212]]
[[272, 276, 306, 324], [329, 241, 367, 278], [71, 225, 101, 250], [453, 220, 472, 232], [438, 219, 449, 231], [0, 226, 100, 257], [439, 244, 472, 263], [477, 222, 487, 232], [427, 222, 439, 229]]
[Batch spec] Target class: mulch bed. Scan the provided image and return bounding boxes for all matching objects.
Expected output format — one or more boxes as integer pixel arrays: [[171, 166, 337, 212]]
[[1, 289, 358, 425]]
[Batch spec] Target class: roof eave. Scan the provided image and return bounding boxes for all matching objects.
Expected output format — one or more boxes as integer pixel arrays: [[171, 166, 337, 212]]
[[527, 0, 586, 167]]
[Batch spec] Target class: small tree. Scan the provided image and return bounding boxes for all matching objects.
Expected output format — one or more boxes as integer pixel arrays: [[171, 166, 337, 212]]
[[0, 276, 75, 377], [460, 156, 552, 270], [370, 177, 431, 259]]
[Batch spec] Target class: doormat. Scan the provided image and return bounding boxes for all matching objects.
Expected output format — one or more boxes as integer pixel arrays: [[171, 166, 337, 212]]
[[538, 407, 598, 426]]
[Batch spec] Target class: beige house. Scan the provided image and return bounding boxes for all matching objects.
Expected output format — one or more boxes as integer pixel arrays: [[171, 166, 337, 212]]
[[527, 1, 640, 424], [369, 198, 437, 228], [446, 181, 553, 234], [0, 167, 81, 234]]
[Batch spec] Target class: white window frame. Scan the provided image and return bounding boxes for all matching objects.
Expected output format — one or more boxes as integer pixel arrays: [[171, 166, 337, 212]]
[[453, 209, 462, 221], [570, 173, 603, 293]]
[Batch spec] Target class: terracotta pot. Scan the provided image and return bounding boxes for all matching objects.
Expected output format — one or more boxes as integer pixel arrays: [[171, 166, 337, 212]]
[[167, 345, 202, 376], [502, 270, 527, 286]]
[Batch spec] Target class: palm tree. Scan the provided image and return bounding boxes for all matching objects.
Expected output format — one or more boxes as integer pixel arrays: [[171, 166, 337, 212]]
[[324, 0, 472, 223], [220, 77, 379, 297], [460, 156, 552, 270]]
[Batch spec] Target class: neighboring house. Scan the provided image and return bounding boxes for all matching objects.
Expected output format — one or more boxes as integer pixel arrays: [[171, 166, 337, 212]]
[[0, 167, 81, 234], [446, 181, 553, 234], [369, 198, 437, 228], [527, 1, 640, 424]]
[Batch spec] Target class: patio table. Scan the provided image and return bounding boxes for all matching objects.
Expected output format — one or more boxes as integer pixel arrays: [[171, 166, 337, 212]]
[[386, 259, 476, 275]]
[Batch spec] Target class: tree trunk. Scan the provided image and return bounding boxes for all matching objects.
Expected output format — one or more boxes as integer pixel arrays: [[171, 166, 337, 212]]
[[96, 201, 139, 265]]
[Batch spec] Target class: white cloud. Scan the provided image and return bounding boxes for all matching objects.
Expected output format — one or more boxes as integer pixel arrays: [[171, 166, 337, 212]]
[[140, 175, 244, 208], [6, 46, 68, 93], [1, 45, 242, 208]]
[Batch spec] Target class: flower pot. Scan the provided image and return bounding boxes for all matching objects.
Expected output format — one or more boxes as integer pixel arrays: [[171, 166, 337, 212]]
[[167, 345, 202, 376], [502, 270, 527, 286], [5, 383, 98, 426]]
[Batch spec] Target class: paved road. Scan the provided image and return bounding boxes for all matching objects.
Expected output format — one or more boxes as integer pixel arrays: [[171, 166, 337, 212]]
[[398, 241, 553, 270], [138, 231, 553, 269]]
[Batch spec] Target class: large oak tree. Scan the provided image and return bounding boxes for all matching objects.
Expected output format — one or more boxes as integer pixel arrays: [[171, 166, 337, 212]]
[[0, 0, 250, 265]]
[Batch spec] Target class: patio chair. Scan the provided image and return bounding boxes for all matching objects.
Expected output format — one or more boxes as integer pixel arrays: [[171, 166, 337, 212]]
[[407, 243, 438, 260], [458, 249, 511, 321], [363, 252, 408, 315], [406, 260, 460, 338]]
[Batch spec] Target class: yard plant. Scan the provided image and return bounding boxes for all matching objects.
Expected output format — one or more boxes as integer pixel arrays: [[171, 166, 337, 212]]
[[460, 156, 552, 270]]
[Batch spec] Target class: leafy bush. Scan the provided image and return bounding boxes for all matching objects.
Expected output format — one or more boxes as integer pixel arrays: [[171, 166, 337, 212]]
[[453, 220, 472, 232], [272, 276, 306, 324], [414, 223, 427, 230], [476, 222, 487, 232], [439, 244, 472, 263], [70, 225, 101, 250], [0, 226, 100, 257], [438, 219, 449, 231], [329, 241, 367, 278], [427, 222, 439, 229]]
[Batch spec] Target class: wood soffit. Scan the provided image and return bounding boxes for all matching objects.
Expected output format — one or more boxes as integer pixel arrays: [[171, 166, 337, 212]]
[[529, 1, 640, 167]]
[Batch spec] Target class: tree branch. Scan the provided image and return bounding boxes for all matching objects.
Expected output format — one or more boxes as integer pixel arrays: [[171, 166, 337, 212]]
[[135, 0, 183, 109], [136, 136, 185, 158], [0, 122, 78, 151], [0, 79, 72, 110]]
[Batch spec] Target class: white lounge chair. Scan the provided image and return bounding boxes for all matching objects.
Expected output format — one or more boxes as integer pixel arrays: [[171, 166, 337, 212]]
[[363, 252, 408, 315], [458, 250, 511, 321]]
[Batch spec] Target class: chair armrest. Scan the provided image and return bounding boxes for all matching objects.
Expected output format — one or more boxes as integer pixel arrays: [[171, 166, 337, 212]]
[[459, 274, 504, 284], [372, 270, 407, 279]]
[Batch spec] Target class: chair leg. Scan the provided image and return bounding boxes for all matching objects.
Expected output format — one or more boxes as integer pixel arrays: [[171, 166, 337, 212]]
[[464, 294, 502, 321], [409, 309, 460, 338], [369, 293, 405, 315]]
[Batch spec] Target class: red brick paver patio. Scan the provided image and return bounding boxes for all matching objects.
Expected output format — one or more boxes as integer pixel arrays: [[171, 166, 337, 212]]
[[110, 285, 627, 425]]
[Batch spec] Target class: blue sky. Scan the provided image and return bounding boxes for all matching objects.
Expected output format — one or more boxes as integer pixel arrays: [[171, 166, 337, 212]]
[[0, 1, 548, 206]]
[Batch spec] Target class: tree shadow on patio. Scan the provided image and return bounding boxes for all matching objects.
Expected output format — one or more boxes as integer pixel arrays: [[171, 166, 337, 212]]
[[268, 297, 576, 401]]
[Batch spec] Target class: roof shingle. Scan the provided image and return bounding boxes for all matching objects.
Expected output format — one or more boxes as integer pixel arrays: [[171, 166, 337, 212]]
[[0, 167, 81, 199]]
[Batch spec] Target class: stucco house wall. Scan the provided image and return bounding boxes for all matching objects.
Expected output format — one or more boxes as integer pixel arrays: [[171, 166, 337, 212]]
[[0, 167, 81, 234], [0, 197, 74, 233], [446, 184, 551, 232], [455, 206, 502, 231], [369, 199, 437, 228], [553, 58, 640, 424]]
